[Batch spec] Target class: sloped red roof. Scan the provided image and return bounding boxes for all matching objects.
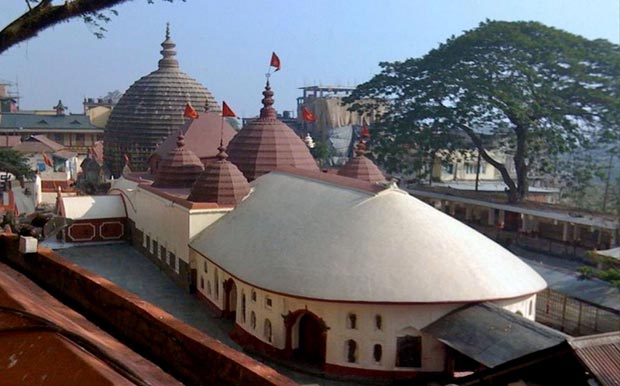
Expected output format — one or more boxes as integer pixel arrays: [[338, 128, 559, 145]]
[[337, 141, 386, 184], [188, 146, 250, 206], [12, 134, 64, 153], [227, 82, 318, 181], [152, 132, 204, 188], [152, 111, 237, 162], [0, 262, 181, 386]]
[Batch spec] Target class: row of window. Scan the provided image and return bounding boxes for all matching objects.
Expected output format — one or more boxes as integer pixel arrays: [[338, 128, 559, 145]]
[[346, 312, 382, 331], [345, 336, 422, 367], [144, 234, 177, 272], [442, 162, 487, 175]]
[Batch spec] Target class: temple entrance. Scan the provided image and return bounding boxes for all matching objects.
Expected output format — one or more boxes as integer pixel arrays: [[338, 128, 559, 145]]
[[223, 279, 237, 320], [296, 313, 326, 365]]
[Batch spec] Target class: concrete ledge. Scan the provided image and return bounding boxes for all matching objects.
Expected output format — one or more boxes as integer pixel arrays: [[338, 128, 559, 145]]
[[0, 235, 298, 386]]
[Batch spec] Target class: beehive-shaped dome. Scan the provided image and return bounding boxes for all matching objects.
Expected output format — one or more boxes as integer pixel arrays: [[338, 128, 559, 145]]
[[338, 141, 386, 184], [227, 81, 319, 181], [152, 132, 204, 188], [104, 25, 219, 176], [187, 145, 250, 206]]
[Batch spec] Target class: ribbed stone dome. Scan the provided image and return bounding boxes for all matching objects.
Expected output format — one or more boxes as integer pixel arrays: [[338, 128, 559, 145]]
[[188, 146, 251, 206], [227, 81, 319, 181], [104, 25, 219, 177], [152, 132, 204, 188], [338, 141, 386, 184]]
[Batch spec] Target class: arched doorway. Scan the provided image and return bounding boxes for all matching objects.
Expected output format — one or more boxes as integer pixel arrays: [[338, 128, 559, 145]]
[[223, 279, 237, 320], [296, 312, 327, 365]]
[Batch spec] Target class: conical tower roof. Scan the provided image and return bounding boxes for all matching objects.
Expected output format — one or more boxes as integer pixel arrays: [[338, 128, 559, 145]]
[[188, 145, 251, 206], [338, 140, 386, 184], [227, 81, 319, 181], [150, 111, 237, 171], [104, 24, 219, 177], [152, 132, 204, 188]]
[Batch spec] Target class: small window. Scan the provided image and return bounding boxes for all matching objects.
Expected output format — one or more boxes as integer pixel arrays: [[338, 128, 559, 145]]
[[203, 260, 208, 273], [207, 281, 212, 295], [375, 315, 382, 330], [241, 293, 246, 323], [396, 335, 422, 368], [160, 246, 166, 260], [200, 277, 204, 289], [265, 296, 272, 308], [169, 252, 176, 271], [214, 270, 219, 298], [153, 240, 159, 257], [264, 319, 272, 343], [250, 311, 256, 330], [528, 300, 533, 315], [146, 235, 151, 251], [346, 340, 358, 363], [515, 310, 523, 316], [373, 344, 382, 363], [347, 313, 357, 329], [251, 290, 257, 302]]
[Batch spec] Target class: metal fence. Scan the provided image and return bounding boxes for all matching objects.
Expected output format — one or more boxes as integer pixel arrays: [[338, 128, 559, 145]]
[[536, 288, 620, 336]]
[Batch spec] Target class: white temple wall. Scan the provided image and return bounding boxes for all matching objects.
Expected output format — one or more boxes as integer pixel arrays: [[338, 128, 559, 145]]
[[192, 253, 539, 373]]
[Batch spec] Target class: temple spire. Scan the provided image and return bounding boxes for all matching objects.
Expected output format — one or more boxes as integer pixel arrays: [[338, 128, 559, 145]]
[[158, 23, 179, 69], [259, 79, 277, 119]]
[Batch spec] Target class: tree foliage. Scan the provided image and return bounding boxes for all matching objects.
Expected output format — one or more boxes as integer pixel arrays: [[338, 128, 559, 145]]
[[346, 20, 619, 202], [0, 0, 179, 55], [0, 148, 34, 182]]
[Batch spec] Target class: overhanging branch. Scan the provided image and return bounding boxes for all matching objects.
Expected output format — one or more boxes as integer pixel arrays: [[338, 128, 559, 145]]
[[0, 0, 129, 55]]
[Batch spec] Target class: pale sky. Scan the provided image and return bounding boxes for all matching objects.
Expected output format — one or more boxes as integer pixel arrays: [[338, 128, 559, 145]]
[[0, 0, 618, 118]]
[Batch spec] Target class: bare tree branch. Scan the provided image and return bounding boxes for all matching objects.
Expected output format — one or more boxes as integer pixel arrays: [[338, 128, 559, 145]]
[[0, 0, 130, 54]]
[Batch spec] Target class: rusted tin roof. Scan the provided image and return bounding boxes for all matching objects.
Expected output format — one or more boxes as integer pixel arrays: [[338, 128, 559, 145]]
[[569, 332, 620, 386]]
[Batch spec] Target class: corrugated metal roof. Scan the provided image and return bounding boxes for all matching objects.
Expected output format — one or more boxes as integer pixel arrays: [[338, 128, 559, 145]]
[[422, 302, 568, 368], [570, 332, 620, 386], [0, 112, 97, 130]]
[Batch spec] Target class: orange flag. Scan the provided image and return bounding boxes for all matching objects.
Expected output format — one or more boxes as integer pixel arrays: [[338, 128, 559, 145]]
[[222, 101, 237, 117], [270, 52, 281, 72], [361, 125, 370, 138], [42, 152, 52, 167], [302, 107, 316, 122], [184, 103, 199, 119]]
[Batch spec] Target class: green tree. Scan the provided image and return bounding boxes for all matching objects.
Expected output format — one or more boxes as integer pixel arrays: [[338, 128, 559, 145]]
[[346, 20, 619, 202], [0, 0, 179, 55], [0, 148, 34, 183]]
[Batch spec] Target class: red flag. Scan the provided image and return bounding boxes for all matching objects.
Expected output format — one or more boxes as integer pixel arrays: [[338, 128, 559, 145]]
[[42, 152, 52, 167], [123, 153, 130, 165], [270, 52, 281, 72], [361, 125, 370, 138], [222, 101, 237, 117], [183, 103, 199, 119], [302, 107, 316, 122]]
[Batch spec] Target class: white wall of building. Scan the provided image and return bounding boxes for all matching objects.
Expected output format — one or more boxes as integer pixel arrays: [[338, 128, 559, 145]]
[[192, 251, 537, 373]]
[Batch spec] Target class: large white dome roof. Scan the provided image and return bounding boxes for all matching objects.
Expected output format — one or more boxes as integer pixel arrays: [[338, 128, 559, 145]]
[[190, 168, 546, 303]]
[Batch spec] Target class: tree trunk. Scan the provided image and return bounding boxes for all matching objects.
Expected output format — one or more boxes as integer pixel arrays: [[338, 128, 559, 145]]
[[514, 127, 528, 201], [457, 123, 520, 202]]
